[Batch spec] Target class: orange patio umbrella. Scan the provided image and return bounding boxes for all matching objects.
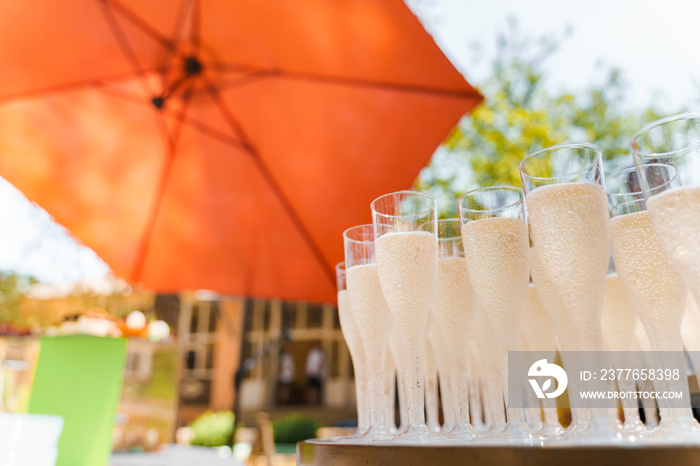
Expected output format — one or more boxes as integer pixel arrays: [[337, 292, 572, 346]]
[[0, 0, 482, 303]]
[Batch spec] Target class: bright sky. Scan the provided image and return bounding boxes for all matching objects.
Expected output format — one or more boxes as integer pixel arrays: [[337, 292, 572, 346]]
[[409, 0, 700, 111], [1, 0, 699, 284]]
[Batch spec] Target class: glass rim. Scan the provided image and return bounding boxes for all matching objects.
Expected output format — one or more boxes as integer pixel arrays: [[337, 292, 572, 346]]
[[630, 111, 700, 158], [342, 224, 375, 244], [519, 142, 602, 182], [605, 163, 679, 199], [370, 190, 436, 220], [457, 185, 524, 214], [609, 198, 646, 218]]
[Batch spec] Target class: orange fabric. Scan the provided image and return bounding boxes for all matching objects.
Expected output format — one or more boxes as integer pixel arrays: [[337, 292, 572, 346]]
[[0, 0, 482, 303]]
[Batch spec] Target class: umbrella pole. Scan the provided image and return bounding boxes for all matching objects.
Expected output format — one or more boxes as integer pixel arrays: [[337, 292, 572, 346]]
[[230, 299, 252, 449]]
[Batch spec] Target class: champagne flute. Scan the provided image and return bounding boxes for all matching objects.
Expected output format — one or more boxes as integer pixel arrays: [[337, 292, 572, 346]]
[[472, 310, 506, 434], [383, 350, 397, 433], [427, 318, 456, 434], [529, 246, 591, 436], [631, 113, 700, 328], [343, 225, 393, 441], [388, 325, 408, 432], [458, 186, 532, 442], [632, 320, 661, 428], [520, 283, 562, 437], [681, 295, 700, 374], [371, 191, 438, 441], [335, 262, 370, 438], [520, 143, 621, 442], [600, 269, 646, 433], [424, 328, 440, 433], [467, 339, 487, 433], [433, 219, 478, 439], [606, 164, 699, 439]]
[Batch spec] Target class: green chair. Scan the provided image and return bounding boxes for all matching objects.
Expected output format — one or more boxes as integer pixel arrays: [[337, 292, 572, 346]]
[[28, 335, 127, 466]]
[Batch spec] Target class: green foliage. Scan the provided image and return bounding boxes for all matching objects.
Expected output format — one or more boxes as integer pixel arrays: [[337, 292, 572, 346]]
[[0, 273, 33, 323], [272, 413, 321, 444], [415, 20, 670, 218], [142, 350, 178, 400], [189, 410, 235, 447]]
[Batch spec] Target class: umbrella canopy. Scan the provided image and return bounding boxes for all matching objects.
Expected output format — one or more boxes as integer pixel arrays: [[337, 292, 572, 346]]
[[0, 0, 482, 303]]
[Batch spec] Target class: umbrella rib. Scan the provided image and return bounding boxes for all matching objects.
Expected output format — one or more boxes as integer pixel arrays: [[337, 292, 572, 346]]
[[191, 0, 201, 53], [130, 85, 193, 283], [93, 85, 248, 150], [217, 66, 482, 100], [0, 71, 157, 105], [104, 0, 173, 49], [154, 0, 191, 95], [203, 79, 337, 288], [97, 0, 156, 99]]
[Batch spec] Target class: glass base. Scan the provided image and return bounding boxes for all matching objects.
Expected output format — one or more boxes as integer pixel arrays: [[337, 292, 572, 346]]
[[645, 417, 700, 445], [445, 422, 477, 441], [392, 422, 443, 444], [476, 421, 538, 446], [471, 421, 489, 434], [427, 422, 442, 434], [440, 422, 455, 435], [558, 418, 626, 446], [538, 422, 565, 439], [358, 424, 394, 442], [314, 425, 370, 443], [481, 422, 506, 437], [620, 419, 647, 434]]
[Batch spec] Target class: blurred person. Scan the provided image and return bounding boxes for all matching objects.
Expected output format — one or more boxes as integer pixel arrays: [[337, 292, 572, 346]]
[[305, 345, 325, 405], [278, 348, 295, 404]]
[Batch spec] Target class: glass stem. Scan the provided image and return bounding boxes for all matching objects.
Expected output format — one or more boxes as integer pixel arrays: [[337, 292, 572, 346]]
[[367, 347, 387, 432], [451, 352, 471, 426], [651, 330, 695, 424], [355, 363, 369, 431], [384, 352, 396, 429], [401, 334, 426, 427]]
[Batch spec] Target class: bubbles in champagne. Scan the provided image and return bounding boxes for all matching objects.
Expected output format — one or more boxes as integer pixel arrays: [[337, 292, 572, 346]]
[[337, 290, 368, 427], [520, 284, 557, 353], [338, 290, 365, 372], [375, 231, 437, 337], [346, 264, 393, 357], [375, 231, 437, 419], [526, 183, 610, 350], [646, 186, 700, 297], [600, 274, 637, 352], [433, 256, 476, 345], [610, 211, 686, 351], [462, 216, 529, 408], [530, 246, 576, 352], [461, 217, 529, 345]]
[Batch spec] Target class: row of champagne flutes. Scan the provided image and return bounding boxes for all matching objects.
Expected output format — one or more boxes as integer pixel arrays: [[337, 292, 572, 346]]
[[331, 112, 700, 446]]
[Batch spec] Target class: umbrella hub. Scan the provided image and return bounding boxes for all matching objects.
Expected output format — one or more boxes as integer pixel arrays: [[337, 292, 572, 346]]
[[152, 54, 205, 109], [183, 55, 203, 76]]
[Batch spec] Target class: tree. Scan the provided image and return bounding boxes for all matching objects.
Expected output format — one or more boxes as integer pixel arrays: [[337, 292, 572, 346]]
[[415, 20, 668, 218], [0, 273, 34, 324]]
